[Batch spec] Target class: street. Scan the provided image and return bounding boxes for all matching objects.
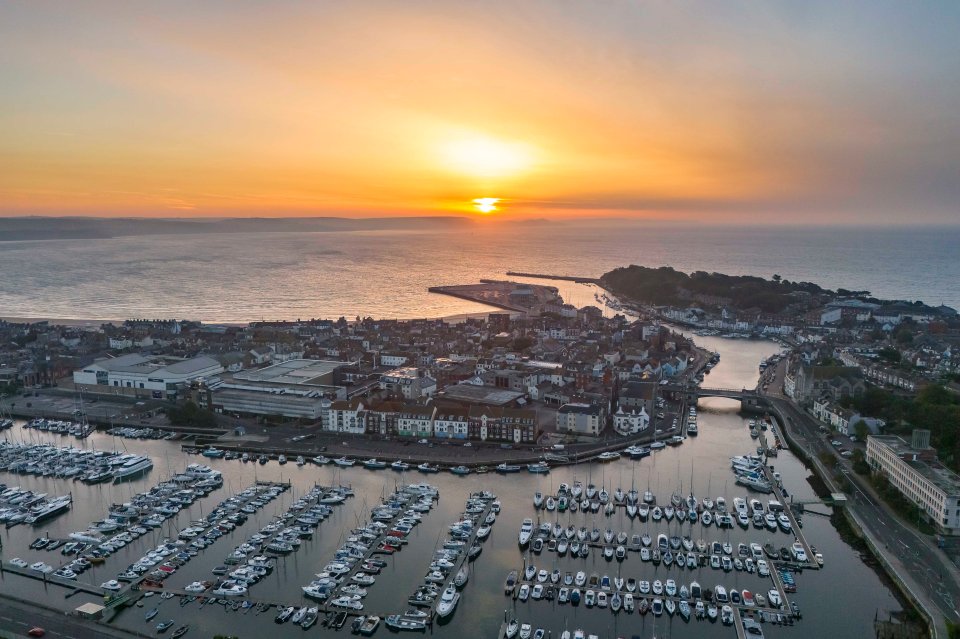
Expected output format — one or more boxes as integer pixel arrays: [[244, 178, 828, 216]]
[[762, 362, 960, 637]]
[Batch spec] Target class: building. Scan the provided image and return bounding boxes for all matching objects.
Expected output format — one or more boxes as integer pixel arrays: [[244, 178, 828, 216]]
[[439, 383, 526, 406], [204, 359, 350, 420], [613, 406, 650, 436], [380, 367, 436, 400], [397, 406, 436, 437], [433, 407, 470, 439], [557, 403, 603, 436], [468, 406, 538, 443], [793, 365, 865, 403], [73, 353, 223, 399], [866, 432, 960, 534], [327, 398, 366, 434], [619, 380, 657, 416]]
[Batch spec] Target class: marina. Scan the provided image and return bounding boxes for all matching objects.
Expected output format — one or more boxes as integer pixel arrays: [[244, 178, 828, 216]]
[[0, 335, 905, 638]]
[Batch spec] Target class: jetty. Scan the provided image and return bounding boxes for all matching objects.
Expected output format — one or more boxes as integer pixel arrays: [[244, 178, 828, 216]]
[[505, 272, 600, 284]]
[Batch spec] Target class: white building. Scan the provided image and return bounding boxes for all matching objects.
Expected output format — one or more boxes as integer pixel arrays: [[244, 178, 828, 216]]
[[557, 403, 602, 436], [613, 406, 650, 436], [73, 354, 223, 398], [866, 433, 960, 534], [327, 399, 365, 434]]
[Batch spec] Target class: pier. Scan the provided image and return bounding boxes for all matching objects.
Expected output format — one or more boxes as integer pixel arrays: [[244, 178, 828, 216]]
[[427, 497, 495, 619], [733, 608, 747, 639], [504, 272, 600, 284], [757, 436, 819, 571], [0, 562, 107, 597]]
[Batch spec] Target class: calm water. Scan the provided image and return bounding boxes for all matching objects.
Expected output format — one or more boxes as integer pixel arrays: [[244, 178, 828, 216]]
[[0, 337, 901, 638], [0, 222, 957, 322]]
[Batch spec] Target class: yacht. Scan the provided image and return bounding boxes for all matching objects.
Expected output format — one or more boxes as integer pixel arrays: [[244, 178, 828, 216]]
[[112, 456, 154, 482], [518, 519, 534, 546]]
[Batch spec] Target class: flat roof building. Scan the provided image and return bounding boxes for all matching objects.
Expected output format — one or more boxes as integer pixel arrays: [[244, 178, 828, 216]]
[[73, 353, 223, 398], [204, 359, 351, 420], [867, 434, 960, 534]]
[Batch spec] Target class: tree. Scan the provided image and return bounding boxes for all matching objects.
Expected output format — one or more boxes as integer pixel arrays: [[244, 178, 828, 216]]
[[166, 401, 217, 428], [854, 421, 869, 441], [512, 336, 534, 351], [877, 346, 901, 364]]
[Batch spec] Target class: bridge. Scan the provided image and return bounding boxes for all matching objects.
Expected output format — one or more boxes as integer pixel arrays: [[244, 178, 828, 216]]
[[660, 383, 767, 412]]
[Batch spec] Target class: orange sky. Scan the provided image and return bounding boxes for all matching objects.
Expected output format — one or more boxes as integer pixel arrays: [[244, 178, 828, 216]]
[[1, 2, 959, 224]]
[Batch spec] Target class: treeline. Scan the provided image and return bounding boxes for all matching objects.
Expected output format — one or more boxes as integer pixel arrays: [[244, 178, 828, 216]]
[[842, 385, 960, 471], [600, 265, 828, 314]]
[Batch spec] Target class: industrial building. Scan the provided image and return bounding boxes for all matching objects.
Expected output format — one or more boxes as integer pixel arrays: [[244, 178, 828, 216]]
[[204, 359, 353, 420], [73, 353, 223, 399]]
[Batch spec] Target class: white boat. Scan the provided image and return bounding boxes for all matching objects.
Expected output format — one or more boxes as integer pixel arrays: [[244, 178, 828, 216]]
[[112, 456, 153, 482], [518, 518, 534, 546]]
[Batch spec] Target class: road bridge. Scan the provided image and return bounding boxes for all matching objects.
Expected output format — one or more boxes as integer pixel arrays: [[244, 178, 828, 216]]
[[661, 384, 768, 412]]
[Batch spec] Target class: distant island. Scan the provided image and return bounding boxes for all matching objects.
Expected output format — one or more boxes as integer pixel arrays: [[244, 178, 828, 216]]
[[0, 216, 488, 242], [600, 265, 952, 316]]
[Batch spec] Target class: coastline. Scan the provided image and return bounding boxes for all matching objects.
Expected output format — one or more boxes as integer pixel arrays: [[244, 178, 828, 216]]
[[0, 307, 514, 328]]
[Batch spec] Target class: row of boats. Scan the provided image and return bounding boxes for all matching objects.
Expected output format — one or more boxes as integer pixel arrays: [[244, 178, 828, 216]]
[[530, 482, 794, 533], [732, 453, 775, 494], [13, 467, 230, 581], [23, 418, 94, 438], [102, 481, 288, 592], [506, 573, 782, 625], [0, 484, 72, 527], [404, 490, 500, 625], [301, 483, 437, 611], [0, 442, 153, 483], [204, 485, 349, 599]]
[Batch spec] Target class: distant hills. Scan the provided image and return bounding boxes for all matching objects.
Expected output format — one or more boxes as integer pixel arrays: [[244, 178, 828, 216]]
[[0, 216, 482, 242]]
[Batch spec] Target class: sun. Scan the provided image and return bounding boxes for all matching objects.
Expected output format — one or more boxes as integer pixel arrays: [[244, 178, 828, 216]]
[[473, 197, 500, 214], [441, 136, 533, 178]]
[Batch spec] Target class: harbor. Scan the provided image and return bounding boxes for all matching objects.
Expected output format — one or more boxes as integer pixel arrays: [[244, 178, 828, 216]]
[[0, 334, 907, 639]]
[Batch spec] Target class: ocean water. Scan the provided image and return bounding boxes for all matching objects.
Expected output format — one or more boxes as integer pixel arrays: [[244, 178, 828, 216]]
[[0, 221, 956, 323]]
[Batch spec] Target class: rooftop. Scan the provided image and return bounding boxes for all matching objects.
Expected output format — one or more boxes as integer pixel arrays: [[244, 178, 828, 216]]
[[439, 384, 525, 406], [871, 435, 960, 497], [233, 359, 343, 386]]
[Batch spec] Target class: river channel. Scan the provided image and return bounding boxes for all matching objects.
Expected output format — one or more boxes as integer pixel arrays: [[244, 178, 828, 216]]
[[0, 335, 901, 638]]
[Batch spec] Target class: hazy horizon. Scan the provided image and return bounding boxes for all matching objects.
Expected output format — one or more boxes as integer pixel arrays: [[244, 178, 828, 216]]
[[3, 2, 959, 224]]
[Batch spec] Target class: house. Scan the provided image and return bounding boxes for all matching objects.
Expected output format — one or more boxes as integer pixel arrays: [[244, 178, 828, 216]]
[[619, 380, 657, 416], [557, 403, 603, 436], [468, 406, 538, 443], [249, 347, 274, 365], [613, 406, 650, 436]]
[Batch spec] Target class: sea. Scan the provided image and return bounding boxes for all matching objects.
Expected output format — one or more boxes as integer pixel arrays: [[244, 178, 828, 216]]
[[0, 221, 957, 323], [0, 220, 945, 637], [0, 336, 903, 639]]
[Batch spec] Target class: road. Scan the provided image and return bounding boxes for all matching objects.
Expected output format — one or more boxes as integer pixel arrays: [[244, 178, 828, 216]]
[[762, 360, 960, 637], [0, 596, 146, 639]]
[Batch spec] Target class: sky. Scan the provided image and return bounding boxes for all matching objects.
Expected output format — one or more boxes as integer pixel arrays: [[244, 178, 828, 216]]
[[1, 1, 959, 224]]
